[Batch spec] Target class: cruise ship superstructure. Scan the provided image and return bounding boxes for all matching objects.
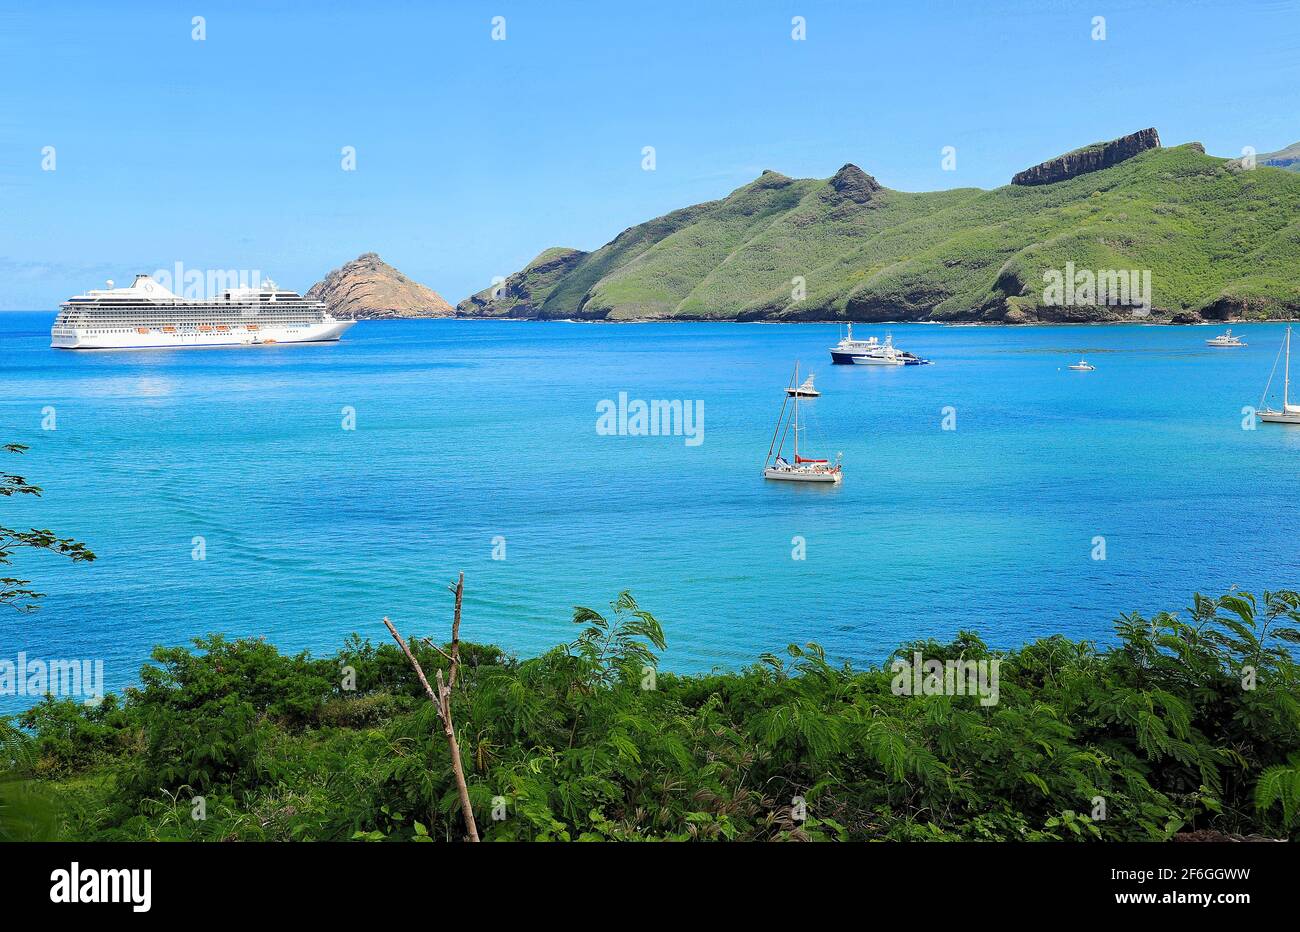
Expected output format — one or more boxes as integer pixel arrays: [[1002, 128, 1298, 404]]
[[51, 275, 354, 349]]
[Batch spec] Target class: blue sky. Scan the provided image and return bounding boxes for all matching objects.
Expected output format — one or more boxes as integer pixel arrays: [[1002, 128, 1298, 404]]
[[2, 0, 1297, 309]]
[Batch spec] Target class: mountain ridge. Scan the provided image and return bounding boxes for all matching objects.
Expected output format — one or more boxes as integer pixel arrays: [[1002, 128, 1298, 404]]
[[1259, 141, 1300, 171], [456, 130, 1300, 324]]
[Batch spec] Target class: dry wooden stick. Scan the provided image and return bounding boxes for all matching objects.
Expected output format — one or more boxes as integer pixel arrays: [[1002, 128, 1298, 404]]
[[448, 572, 464, 690], [383, 603, 480, 842], [419, 637, 455, 665], [383, 617, 437, 702]]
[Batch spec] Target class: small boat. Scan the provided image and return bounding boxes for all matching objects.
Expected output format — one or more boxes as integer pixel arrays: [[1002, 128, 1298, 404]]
[[1258, 327, 1300, 424], [850, 332, 906, 366], [764, 363, 842, 483], [1068, 358, 1095, 371], [1207, 329, 1246, 347], [786, 373, 820, 397]]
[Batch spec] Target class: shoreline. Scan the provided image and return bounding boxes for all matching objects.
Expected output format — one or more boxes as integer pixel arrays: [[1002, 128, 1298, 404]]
[[433, 315, 1293, 327], [9, 308, 1295, 328]]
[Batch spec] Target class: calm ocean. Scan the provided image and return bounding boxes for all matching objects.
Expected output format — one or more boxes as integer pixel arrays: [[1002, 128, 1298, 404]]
[[2, 312, 1297, 709]]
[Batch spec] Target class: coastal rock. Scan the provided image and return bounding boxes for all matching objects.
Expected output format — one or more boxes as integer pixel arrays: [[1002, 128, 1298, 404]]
[[1011, 128, 1161, 186], [1200, 295, 1253, 321], [307, 253, 453, 319], [456, 247, 588, 318]]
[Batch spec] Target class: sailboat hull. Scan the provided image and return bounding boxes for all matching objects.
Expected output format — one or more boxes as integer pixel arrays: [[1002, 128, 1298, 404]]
[[763, 467, 842, 483], [1259, 411, 1300, 424]]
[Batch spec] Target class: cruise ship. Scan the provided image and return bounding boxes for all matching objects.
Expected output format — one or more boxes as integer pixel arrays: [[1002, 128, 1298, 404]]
[[50, 274, 354, 349]]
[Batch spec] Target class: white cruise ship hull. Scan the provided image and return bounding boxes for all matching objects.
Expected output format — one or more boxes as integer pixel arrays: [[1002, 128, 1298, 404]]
[[52, 273, 355, 351], [52, 319, 353, 350]]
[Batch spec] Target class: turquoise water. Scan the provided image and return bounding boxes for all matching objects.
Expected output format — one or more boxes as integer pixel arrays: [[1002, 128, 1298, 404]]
[[2, 313, 1298, 707]]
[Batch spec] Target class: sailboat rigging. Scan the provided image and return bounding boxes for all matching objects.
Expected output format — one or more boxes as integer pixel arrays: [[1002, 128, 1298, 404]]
[[1258, 326, 1300, 425], [764, 362, 843, 483]]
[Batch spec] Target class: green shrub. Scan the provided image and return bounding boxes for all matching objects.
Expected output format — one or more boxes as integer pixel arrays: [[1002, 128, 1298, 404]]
[[12, 588, 1300, 842]]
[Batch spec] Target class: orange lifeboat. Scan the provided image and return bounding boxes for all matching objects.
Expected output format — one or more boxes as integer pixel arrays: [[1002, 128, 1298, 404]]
[[215, 325, 230, 331], [136, 327, 149, 334], [161, 326, 176, 333], [198, 325, 212, 332], [246, 325, 259, 332]]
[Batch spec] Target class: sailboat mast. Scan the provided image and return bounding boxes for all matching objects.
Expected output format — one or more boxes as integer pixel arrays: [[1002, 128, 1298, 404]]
[[1286, 327, 1292, 410], [793, 362, 799, 459]]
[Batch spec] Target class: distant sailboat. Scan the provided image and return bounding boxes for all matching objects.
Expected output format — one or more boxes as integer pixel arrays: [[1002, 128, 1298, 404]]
[[764, 363, 842, 483], [1258, 326, 1300, 425]]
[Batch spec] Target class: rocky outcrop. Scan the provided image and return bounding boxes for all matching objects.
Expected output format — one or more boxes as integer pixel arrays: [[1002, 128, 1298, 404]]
[[1011, 128, 1161, 186], [456, 247, 588, 318], [306, 253, 453, 319], [827, 163, 881, 204]]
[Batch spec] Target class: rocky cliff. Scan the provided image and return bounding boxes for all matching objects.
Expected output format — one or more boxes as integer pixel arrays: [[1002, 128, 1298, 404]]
[[1011, 128, 1161, 186], [306, 253, 453, 319]]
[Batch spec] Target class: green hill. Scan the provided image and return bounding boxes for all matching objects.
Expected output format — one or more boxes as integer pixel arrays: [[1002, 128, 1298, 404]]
[[1260, 141, 1300, 171], [458, 130, 1300, 323]]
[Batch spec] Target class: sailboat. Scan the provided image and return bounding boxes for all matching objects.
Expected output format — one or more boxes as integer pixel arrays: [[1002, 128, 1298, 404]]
[[1258, 326, 1300, 424], [764, 363, 842, 483]]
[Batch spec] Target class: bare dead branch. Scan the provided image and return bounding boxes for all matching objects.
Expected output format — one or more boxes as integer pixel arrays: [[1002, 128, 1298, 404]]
[[419, 637, 455, 665], [449, 572, 464, 690], [381, 582, 480, 842], [381, 616, 439, 712]]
